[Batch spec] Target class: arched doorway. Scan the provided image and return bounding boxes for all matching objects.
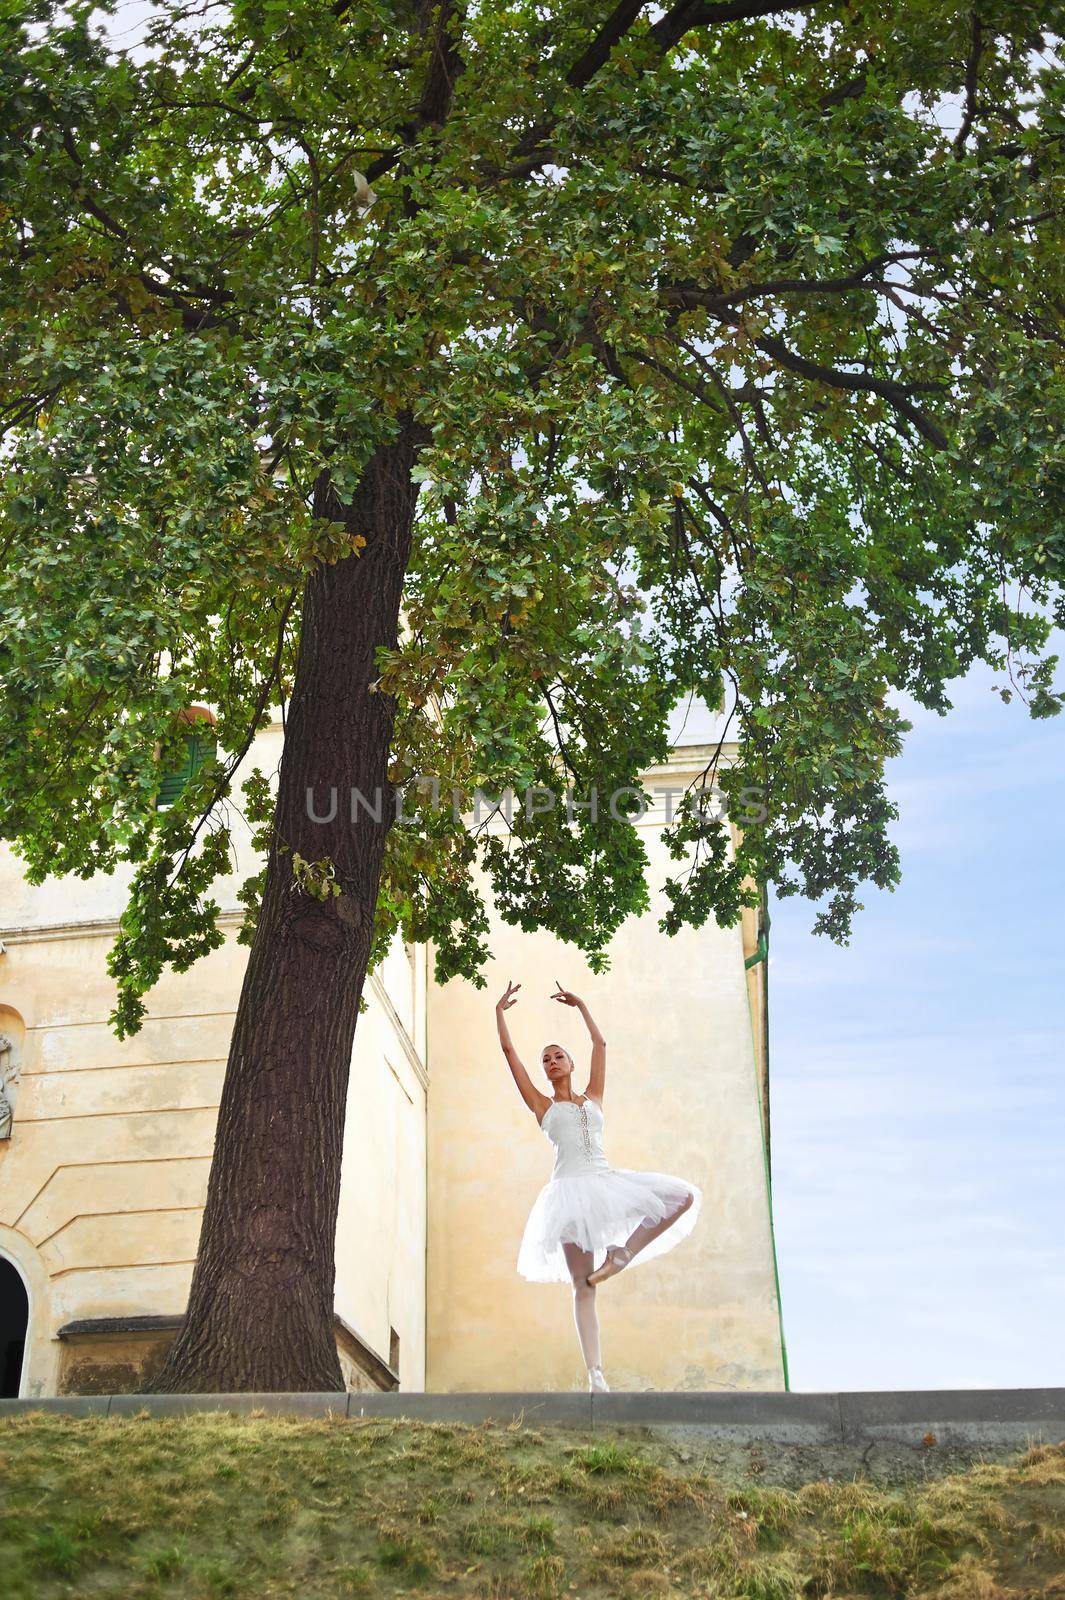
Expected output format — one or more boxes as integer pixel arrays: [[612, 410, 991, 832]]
[[0, 1257, 28, 1397]]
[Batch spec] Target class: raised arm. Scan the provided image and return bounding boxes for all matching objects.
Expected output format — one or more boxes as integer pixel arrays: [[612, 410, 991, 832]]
[[551, 982, 606, 1103], [496, 981, 550, 1121]]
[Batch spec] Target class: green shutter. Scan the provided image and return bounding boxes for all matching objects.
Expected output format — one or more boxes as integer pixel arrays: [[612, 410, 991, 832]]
[[155, 729, 214, 809]]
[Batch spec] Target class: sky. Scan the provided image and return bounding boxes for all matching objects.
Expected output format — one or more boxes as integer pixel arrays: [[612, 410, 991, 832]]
[[702, 658, 1065, 1394]]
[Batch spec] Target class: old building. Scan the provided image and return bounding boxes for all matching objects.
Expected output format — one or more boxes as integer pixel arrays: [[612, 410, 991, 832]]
[[0, 718, 784, 1396]]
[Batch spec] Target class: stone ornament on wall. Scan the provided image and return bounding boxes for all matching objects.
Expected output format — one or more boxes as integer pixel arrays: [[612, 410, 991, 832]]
[[0, 1032, 19, 1141]]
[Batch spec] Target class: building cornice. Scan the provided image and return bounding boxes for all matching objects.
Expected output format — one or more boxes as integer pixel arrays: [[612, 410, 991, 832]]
[[1, 911, 430, 1093], [0, 910, 247, 946]]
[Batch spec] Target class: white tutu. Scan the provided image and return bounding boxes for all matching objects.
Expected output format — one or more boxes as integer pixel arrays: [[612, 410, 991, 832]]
[[517, 1097, 701, 1284]]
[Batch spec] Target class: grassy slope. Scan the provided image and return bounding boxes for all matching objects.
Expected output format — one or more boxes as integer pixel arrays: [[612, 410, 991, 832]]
[[0, 1414, 1063, 1598]]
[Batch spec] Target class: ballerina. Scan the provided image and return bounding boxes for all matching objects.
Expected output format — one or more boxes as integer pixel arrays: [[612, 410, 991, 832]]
[[496, 978, 701, 1393]]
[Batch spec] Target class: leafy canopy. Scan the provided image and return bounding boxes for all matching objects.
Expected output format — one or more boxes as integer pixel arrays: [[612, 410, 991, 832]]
[[2, 0, 1062, 1033]]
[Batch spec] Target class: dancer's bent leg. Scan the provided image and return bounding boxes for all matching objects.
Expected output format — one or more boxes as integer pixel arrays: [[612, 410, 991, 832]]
[[622, 1188, 694, 1262], [562, 1242, 601, 1370], [588, 1189, 695, 1285]]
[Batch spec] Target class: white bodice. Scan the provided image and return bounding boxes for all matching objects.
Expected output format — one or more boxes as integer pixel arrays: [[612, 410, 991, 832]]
[[541, 1097, 611, 1178]]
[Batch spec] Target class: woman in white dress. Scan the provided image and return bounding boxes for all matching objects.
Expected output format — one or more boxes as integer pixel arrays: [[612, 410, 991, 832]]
[[496, 979, 701, 1392]]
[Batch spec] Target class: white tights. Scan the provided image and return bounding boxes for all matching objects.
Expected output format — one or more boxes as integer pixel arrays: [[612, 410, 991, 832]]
[[562, 1243, 602, 1370], [561, 1191, 694, 1374]]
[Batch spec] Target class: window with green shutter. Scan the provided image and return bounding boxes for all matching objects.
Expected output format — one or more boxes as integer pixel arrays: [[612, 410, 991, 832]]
[[155, 727, 216, 809]]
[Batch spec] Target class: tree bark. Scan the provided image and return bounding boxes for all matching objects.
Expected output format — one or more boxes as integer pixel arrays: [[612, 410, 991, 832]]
[[152, 423, 424, 1392]]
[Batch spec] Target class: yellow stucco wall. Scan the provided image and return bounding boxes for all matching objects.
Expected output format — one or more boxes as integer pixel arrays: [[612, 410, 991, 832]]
[[425, 745, 784, 1393], [0, 718, 427, 1397]]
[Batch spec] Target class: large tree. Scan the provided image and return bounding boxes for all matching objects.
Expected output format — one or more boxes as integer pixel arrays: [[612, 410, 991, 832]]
[[1, 0, 1061, 1390]]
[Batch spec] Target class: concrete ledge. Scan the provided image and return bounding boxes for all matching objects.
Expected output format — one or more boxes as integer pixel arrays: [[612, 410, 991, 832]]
[[345, 1391, 592, 1427], [0, 1396, 111, 1416], [839, 1388, 1065, 1447], [591, 1390, 841, 1442], [105, 1392, 349, 1417]]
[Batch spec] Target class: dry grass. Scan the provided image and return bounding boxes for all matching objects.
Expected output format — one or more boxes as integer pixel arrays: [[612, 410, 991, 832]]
[[0, 1413, 1063, 1597]]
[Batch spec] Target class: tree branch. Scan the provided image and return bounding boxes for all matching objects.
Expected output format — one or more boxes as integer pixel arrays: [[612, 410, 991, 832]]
[[566, 0, 648, 87], [414, 0, 466, 128], [753, 334, 950, 450], [659, 254, 924, 315], [60, 128, 235, 311], [953, 12, 983, 155], [501, 0, 825, 182], [648, 0, 826, 57]]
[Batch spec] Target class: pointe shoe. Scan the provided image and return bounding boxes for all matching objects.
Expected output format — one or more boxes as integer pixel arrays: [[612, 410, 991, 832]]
[[587, 1246, 633, 1287], [587, 1366, 610, 1392]]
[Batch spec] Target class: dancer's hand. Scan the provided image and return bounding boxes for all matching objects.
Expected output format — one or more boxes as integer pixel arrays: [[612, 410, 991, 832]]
[[551, 981, 580, 1006], [497, 980, 521, 1011]]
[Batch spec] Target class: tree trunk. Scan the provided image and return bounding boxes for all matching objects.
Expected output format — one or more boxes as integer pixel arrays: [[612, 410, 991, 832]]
[[152, 424, 424, 1392]]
